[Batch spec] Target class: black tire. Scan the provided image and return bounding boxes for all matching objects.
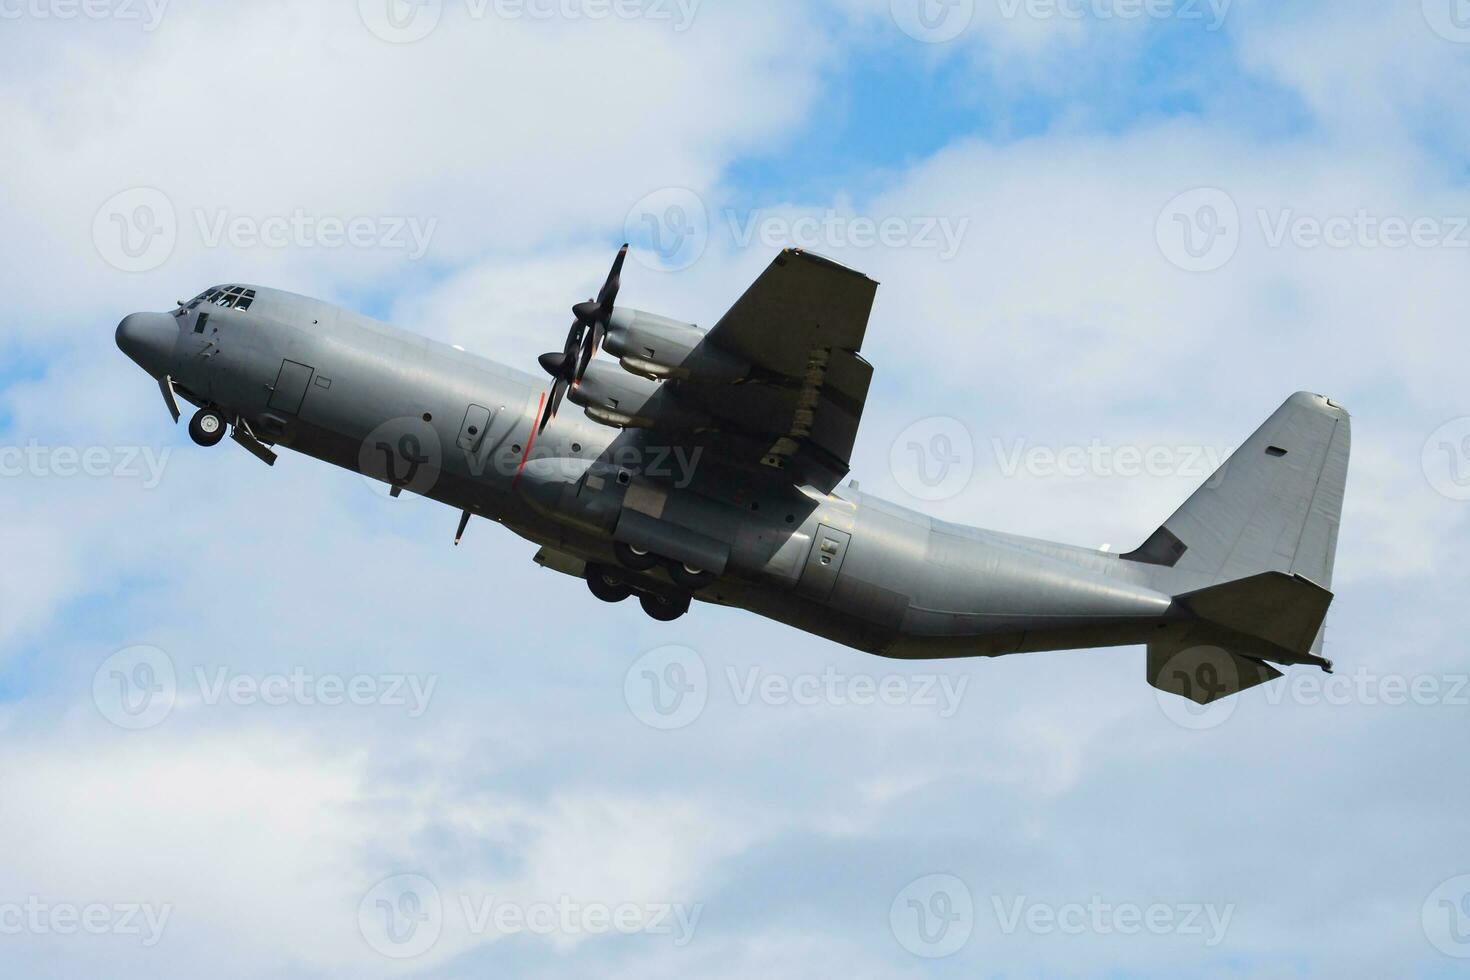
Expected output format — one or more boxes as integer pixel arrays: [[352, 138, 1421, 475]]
[[614, 541, 660, 572], [668, 562, 714, 591], [586, 565, 633, 604], [640, 591, 691, 622], [189, 408, 227, 447]]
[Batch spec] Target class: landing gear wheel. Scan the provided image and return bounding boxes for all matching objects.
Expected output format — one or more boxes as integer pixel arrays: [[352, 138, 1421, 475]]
[[640, 591, 691, 622], [189, 408, 227, 447], [586, 565, 633, 604], [614, 541, 660, 572], [668, 562, 714, 591]]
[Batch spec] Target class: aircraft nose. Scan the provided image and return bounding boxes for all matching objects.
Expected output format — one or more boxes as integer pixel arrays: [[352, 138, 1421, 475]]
[[115, 312, 177, 376]]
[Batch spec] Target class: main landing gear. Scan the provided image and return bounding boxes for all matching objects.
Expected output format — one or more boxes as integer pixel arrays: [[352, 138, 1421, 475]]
[[640, 591, 691, 622], [585, 563, 695, 622], [612, 544, 714, 593], [586, 565, 634, 604], [188, 407, 227, 447]]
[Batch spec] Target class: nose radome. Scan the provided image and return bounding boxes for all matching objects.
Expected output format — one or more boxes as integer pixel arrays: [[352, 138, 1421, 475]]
[[115, 312, 178, 376]]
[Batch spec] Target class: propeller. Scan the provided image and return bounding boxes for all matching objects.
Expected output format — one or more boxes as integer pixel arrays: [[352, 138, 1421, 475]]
[[536, 243, 629, 432]]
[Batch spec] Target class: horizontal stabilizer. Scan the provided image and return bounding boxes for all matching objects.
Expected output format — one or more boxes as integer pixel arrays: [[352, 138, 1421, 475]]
[[1178, 571, 1333, 663]]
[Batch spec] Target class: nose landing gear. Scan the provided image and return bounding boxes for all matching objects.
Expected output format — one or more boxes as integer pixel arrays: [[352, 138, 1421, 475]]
[[188, 408, 227, 447]]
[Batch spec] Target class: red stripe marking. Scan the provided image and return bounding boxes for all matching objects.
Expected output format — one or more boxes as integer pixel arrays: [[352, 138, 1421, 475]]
[[513, 392, 547, 485]]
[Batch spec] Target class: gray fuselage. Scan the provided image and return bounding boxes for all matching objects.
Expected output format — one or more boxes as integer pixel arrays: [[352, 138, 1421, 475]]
[[117, 284, 1199, 662]]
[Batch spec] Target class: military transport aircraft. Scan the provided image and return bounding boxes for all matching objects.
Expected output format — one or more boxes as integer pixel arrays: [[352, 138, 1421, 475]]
[[116, 247, 1349, 705]]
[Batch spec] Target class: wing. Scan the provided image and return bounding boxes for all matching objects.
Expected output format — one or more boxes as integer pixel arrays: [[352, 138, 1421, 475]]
[[667, 249, 879, 492]]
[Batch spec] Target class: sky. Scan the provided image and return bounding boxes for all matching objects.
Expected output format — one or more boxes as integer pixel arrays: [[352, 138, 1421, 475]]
[[1, 0, 1469, 976]]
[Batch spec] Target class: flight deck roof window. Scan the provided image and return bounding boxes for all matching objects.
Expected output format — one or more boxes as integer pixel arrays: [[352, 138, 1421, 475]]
[[194, 286, 257, 312]]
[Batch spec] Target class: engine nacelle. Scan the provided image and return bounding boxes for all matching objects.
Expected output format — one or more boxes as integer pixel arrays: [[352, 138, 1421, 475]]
[[604, 308, 749, 383], [569, 360, 711, 431]]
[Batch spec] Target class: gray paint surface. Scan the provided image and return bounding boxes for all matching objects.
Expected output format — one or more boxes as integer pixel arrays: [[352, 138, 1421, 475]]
[[115, 252, 1351, 704]]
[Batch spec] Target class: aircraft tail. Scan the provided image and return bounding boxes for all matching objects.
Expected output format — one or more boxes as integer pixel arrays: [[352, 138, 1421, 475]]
[[1125, 392, 1352, 704]]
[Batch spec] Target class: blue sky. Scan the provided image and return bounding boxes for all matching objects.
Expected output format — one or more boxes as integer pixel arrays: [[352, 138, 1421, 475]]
[[2, 1, 1469, 977]]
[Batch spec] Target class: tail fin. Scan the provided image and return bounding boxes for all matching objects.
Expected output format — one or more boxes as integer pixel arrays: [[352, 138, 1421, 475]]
[[1124, 391, 1351, 589], [1132, 392, 1352, 705]]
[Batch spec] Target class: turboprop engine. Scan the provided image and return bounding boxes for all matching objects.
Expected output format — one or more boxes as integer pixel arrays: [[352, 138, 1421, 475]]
[[568, 360, 712, 431], [604, 309, 749, 382]]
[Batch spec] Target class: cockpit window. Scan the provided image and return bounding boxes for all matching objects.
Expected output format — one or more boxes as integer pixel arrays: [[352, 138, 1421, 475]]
[[186, 286, 256, 312]]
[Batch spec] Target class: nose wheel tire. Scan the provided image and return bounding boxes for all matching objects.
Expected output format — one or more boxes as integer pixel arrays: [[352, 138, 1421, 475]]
[[614, 541, 660, 572], [668, 562, 714, 591], [640, 591, 691, 622], [586, 565, 633, 604], [189, 408, 227, 447]]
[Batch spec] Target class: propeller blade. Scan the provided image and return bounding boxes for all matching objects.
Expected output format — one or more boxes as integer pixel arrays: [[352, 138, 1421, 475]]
[[539, 245, 634, 424], [596, 244, 628, 311], [538, 378, 568, 433], [575, 327, 596, 383]]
